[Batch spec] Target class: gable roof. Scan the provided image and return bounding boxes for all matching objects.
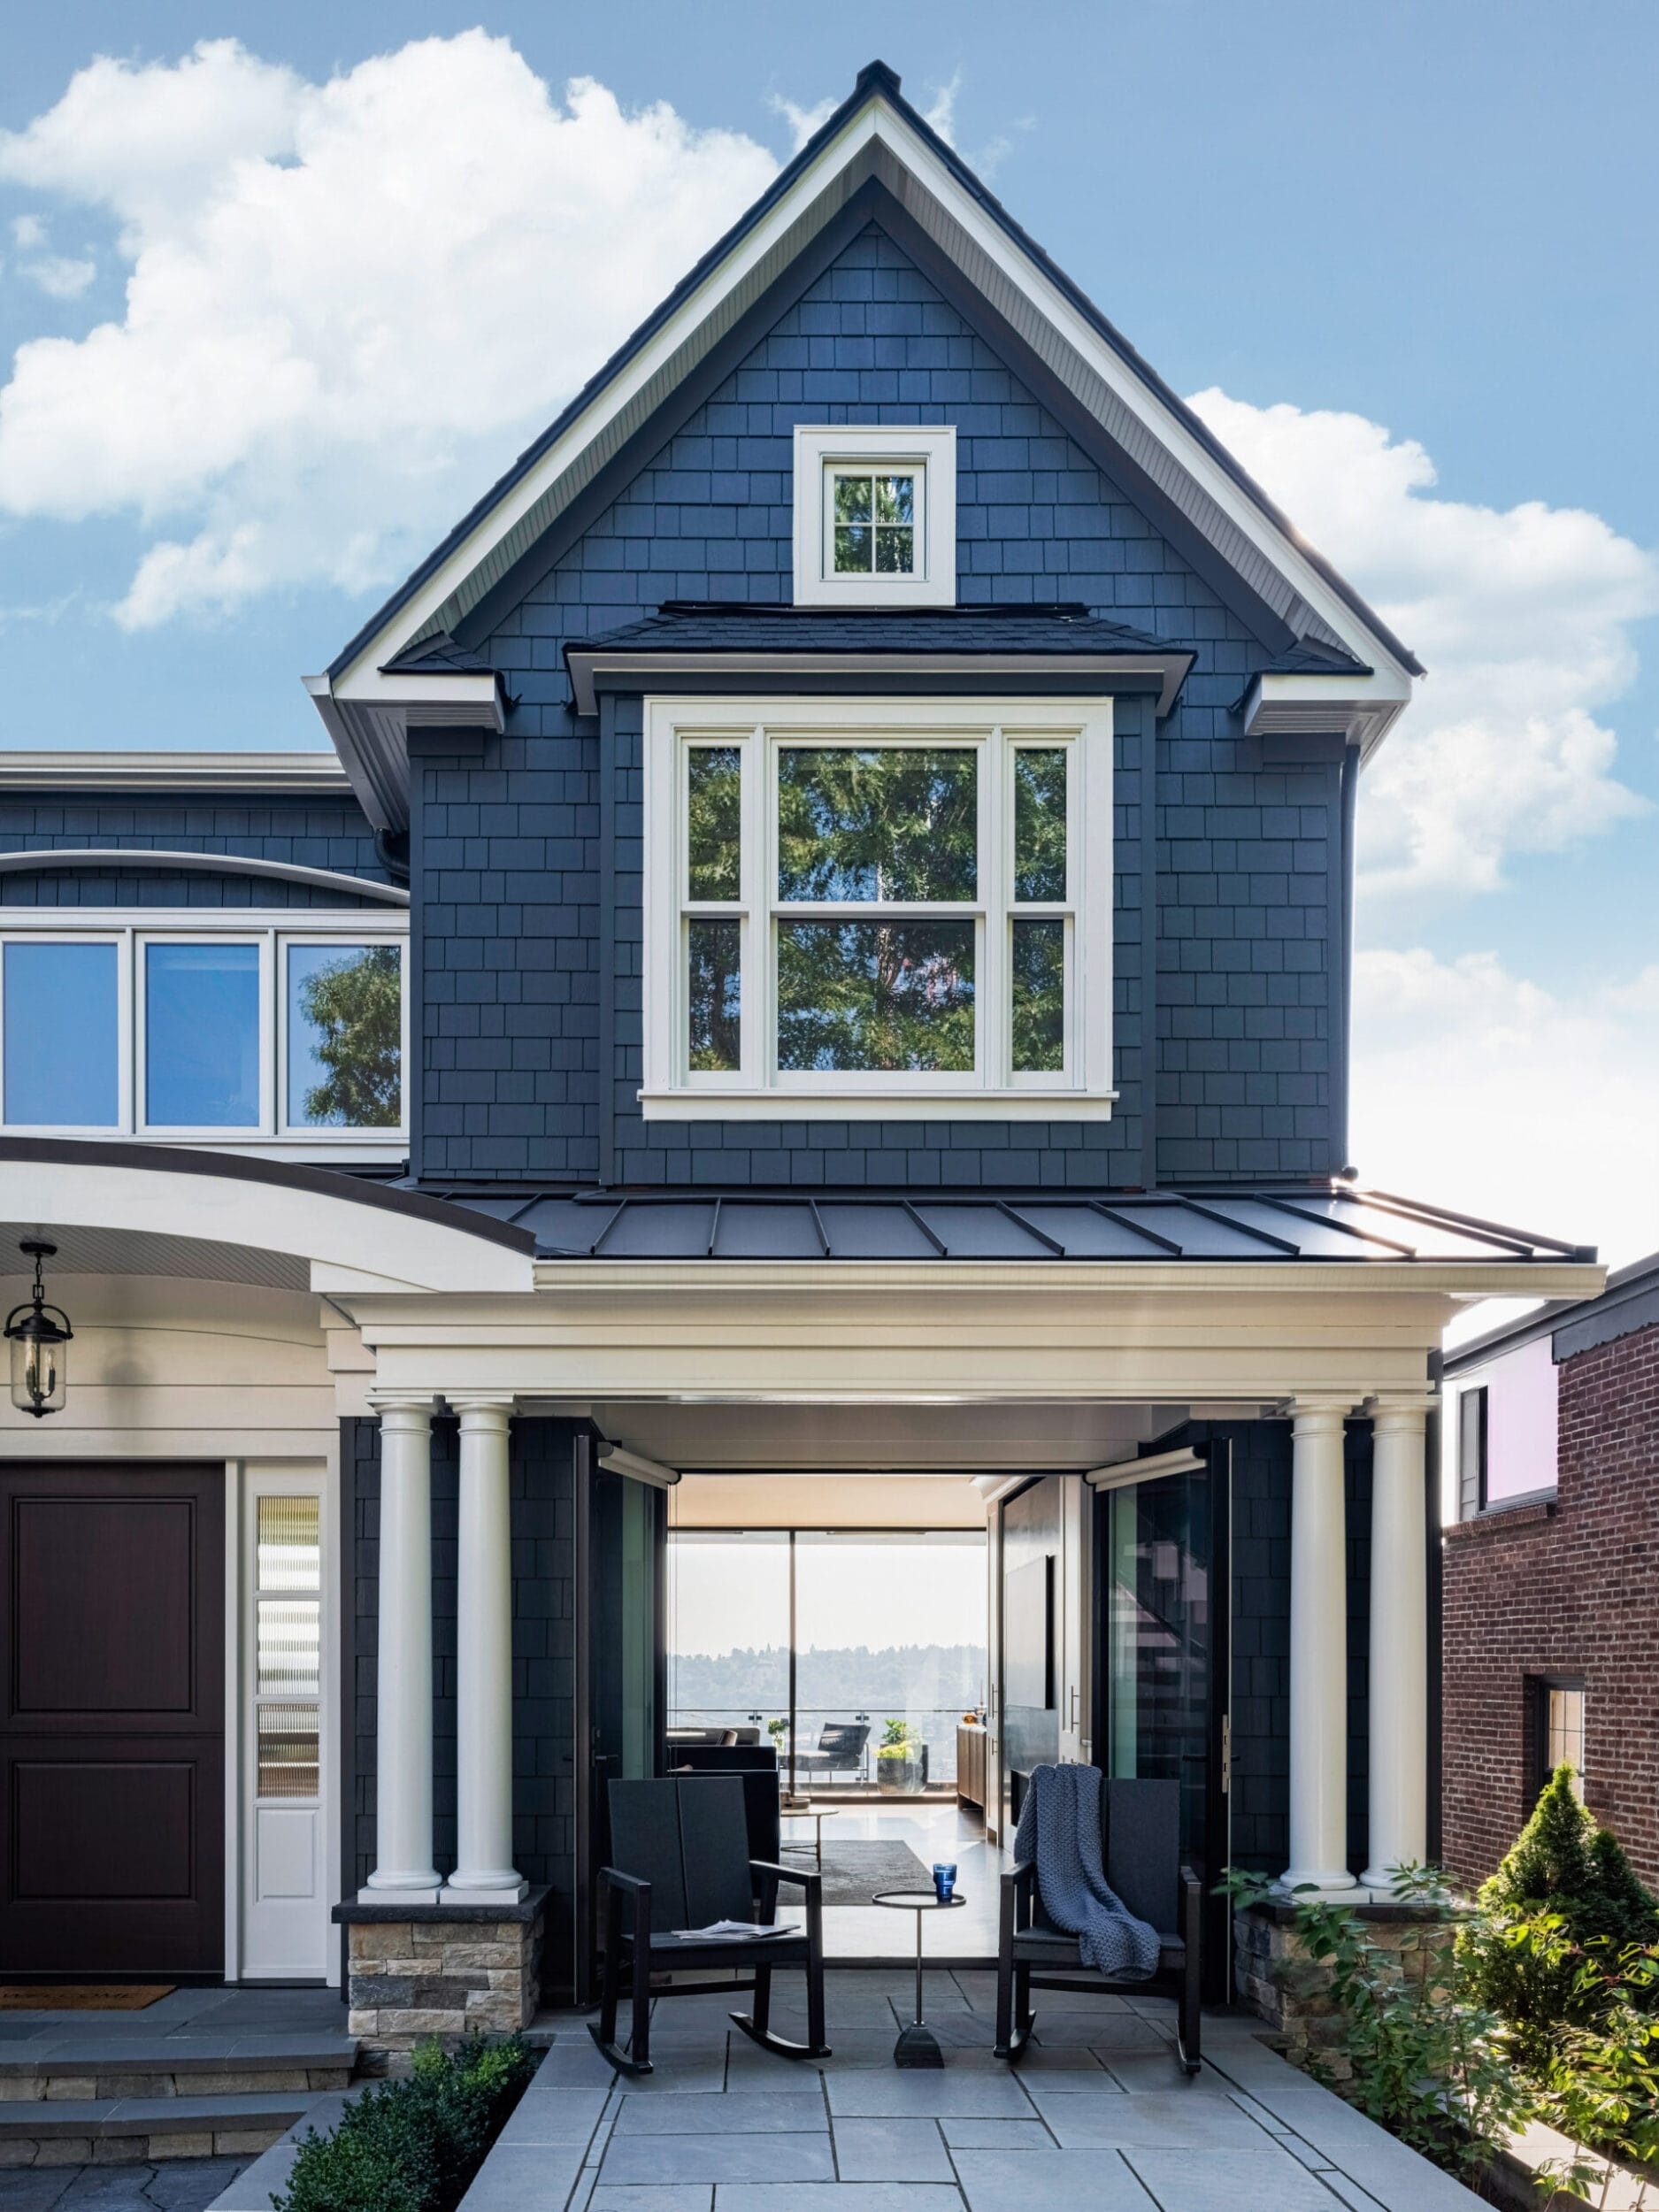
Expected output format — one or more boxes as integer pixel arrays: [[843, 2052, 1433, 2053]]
[[308, 59, 1417, 825]]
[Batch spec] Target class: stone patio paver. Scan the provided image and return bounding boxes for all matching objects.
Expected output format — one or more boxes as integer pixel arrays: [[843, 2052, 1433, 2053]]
[[449, 1971, 1491, 2212]]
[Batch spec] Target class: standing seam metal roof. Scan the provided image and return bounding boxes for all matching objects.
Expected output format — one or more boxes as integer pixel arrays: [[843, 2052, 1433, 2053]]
[[433, 1185, 1595, 1265]]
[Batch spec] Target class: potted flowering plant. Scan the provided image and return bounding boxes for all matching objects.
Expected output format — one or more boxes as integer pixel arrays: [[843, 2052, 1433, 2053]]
[[876, 1718, 926, 1795]]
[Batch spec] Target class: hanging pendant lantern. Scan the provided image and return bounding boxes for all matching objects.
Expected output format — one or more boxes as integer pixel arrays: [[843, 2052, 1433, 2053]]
[[5, 1240, 72, 1418]]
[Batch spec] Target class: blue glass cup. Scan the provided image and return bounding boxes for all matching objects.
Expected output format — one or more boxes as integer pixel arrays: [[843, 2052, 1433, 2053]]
[[933, 1862, 957, 1902]]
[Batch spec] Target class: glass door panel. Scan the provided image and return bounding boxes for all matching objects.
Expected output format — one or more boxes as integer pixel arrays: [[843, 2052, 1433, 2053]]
[[665, 1532, 790, 1755], [795, 1532, 985, 1795], [1103, 1467, 1213, 1868]]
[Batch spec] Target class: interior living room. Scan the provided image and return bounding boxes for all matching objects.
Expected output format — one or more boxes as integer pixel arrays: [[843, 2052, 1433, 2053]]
[[663, 1471, 1002, 1963]]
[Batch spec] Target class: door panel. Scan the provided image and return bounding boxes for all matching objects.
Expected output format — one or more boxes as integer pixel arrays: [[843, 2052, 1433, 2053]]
[[0, 1463, 225, 1976]]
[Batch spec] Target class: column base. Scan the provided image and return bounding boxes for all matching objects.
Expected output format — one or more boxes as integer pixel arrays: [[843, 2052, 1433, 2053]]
[[1279, 1868, 1357, 1893], [361, 1879, 442, 1904], [334, 1888, 548, 2067], [1359, 1866, 1409, 1894], [443, 1876, 529, 1905]]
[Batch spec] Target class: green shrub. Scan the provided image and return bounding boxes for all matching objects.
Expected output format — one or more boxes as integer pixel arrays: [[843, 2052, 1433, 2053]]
[[275, 2034, 538, 2212], [1221, 1864, 1531, 2185], [1460, 1766, 1659, 2062]]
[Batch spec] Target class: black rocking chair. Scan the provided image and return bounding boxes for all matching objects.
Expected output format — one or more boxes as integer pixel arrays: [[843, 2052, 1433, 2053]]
[[590, 1775, 831, 2077], [995, 1772, 1202, 2073]]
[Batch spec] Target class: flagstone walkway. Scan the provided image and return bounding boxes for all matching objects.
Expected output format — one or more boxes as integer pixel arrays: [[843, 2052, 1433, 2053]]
[[450, 1969, 1489, 2212]]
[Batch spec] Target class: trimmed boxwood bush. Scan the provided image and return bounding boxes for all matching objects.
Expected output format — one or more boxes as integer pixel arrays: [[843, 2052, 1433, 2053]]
[[275, 2034, 538, 2212]]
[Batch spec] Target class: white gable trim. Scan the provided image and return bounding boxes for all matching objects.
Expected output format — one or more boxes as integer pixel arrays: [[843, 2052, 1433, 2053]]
[[311, 86, 1416, 820]]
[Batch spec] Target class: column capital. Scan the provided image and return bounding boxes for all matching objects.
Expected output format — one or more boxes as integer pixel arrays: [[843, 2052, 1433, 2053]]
[[446, 1394, 517, 1426], [1280, 1397, 1358, 1432], [369, 1392, 438, 1424], [1364, 1394, 1436, 1430]]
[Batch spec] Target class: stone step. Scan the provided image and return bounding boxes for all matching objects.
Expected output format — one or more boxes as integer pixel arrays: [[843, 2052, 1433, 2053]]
[[207, 2090, 365, 2211], [0, 2033, 357, 2103], [0, 2091, 317, 2170]]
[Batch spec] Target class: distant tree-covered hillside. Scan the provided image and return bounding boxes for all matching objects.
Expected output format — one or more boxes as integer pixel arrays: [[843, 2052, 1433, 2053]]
[[669, 1640, 985, 1718]]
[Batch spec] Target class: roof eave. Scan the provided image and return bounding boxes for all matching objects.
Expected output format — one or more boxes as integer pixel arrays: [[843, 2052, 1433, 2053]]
[[566, 648, 1194, 718]]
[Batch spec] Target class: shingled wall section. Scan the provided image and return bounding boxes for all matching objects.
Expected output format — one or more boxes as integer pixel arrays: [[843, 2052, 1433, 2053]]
[[418, 220, 1343, 1187]]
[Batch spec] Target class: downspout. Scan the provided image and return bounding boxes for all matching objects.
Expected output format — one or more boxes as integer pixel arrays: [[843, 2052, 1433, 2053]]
[[1335, 741, 1360, 1173]]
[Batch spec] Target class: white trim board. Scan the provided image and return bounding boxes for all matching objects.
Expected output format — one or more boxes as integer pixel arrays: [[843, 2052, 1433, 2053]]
[[0, 752, 350, 795], [0, 850, 408, 904]]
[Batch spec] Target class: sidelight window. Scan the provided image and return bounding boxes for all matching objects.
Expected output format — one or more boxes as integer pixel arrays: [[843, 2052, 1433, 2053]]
[[645, 697, 1113, 1119]]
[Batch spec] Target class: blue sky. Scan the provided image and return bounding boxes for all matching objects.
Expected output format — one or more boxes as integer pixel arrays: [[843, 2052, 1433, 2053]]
[[1, 0, 1655, 1258]]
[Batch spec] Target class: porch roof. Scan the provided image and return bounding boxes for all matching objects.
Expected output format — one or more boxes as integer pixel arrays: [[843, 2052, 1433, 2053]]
[[434, 1182, 1597, 1268]]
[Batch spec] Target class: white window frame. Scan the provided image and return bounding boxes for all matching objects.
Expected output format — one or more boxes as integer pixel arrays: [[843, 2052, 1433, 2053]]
[[0, 909, 408, 1157], [792, 426, 956, 607], [641, 695, 1115, 1122]]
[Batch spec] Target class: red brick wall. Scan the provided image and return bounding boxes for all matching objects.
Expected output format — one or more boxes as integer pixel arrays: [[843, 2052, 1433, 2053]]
[[1441, 1320, 1659, 1890]]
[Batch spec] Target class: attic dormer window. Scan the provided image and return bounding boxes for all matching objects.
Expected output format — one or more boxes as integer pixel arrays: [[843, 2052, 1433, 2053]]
[[793, 426, 956, 607]]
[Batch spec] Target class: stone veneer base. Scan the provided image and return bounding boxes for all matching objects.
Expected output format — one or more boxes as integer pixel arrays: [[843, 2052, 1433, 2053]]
[[332, 1887, 548, 2069], [1233, 1898, 1458, 2073]]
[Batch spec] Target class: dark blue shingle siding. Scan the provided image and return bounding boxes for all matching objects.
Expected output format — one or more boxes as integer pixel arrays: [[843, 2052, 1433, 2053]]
[[419, 221, 1340, 1186]]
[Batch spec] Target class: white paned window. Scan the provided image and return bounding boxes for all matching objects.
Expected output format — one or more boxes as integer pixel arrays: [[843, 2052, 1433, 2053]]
[[642, 696, 1114, 1121], [0, 913, 406, 1150], [792, 426, 956, 606]]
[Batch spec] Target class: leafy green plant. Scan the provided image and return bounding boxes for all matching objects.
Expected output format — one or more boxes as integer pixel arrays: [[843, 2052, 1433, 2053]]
[[1222, 1865, 1532, 2185], [879, 1717, 918, 1752], [1537, 1955, 1659, 2206], [275, 2034, 537, 2212]]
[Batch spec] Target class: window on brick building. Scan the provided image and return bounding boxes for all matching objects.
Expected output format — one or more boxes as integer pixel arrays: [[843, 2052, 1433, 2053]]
[[1532, 1678, 1585, 1803], [1458, 1385, 1489, 1517]]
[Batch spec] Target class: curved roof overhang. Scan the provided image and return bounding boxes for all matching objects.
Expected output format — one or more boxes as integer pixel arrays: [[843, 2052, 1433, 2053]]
[[0, 1139, 534, 1295]]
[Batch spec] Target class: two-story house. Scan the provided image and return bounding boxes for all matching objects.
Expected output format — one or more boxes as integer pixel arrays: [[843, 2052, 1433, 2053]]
[[0, 62, 1600, 2035]]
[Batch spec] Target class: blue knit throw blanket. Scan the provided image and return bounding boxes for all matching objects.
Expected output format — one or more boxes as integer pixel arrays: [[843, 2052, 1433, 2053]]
[[1013, 1763, 1161, 1981]]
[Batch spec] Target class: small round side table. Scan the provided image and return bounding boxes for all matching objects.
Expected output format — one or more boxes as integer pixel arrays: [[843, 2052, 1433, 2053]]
[[871, 1889, 967, 2067], [780, 1802, 839, 1870]]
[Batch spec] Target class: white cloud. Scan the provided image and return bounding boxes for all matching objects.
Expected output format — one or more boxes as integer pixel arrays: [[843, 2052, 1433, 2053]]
[[11, 215, 45, 249], [1186, 390, 1659, 903], [0, 35, 779, 626], [921, 73, 961, 142], [1351, 946, 1659, 1264], [19, 254, 96, 300], [767, 92, 835, 152]]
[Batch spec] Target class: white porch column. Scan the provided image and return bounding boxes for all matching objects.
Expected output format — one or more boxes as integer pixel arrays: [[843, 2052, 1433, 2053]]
[[446, 1397, 526, 1901], [364, 1396, 442, 1901], [1285, 1401, 1357, 1892], [1362, 1396, 1431, 1890]]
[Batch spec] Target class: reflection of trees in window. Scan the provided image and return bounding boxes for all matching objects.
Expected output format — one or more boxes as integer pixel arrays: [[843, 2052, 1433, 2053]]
[[688, 920, 741, 1071], [1014, 750, 1067, 902], [687, 746, 741, 899], [1011, 920, 1064, 1071], [778, 748, 977, 902], [297, 948, 401, 1125], [778, 920, 975, 1072], [833, 472, 915, 574]]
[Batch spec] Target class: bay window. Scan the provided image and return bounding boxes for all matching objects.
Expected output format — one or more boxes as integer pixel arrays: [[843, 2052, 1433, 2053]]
[[0, 917, 405, 1148], [643, 696, 1113, 1119]]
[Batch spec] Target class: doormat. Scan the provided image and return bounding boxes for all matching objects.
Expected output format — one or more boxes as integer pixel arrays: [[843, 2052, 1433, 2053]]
[[790, 1840, 932, 1909], [0, 1985, 174, 2011]]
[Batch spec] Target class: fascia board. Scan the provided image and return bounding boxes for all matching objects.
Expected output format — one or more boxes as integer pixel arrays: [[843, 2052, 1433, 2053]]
[[866, 106, 1417, 688], [522, 1257, 1605, 1302], [0, 751, 348, 794], [319, 93, 1414, 701]]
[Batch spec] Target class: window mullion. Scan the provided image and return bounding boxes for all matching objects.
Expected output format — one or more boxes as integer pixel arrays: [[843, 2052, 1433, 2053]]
[[982, 729, 1004, 1089], [748, 726, 767, 1089]]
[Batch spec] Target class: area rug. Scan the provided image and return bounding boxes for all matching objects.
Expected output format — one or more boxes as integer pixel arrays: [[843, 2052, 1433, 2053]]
[[0, 1985, 173, 2010], [786, 1839, 933, 1908]]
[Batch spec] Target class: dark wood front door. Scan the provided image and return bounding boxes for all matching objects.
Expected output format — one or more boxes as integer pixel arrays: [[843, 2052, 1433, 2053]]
[[0, 1463, 225, 1976]]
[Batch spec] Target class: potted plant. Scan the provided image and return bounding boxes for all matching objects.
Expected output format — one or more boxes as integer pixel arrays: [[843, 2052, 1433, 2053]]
[[877, 1718, 926, 1795]]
